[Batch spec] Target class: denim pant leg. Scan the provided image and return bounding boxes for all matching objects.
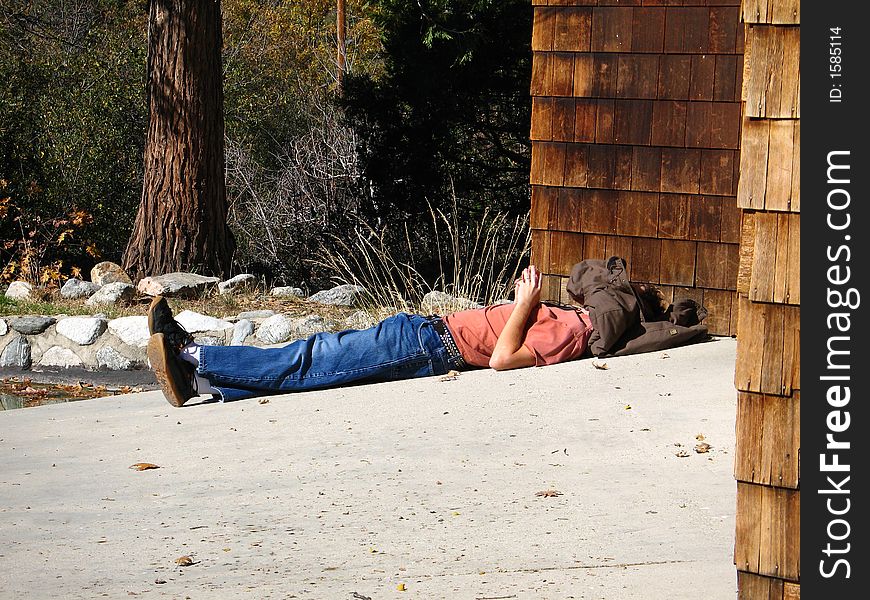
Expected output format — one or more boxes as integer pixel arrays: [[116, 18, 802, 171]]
[[197, 313, 450, 401]]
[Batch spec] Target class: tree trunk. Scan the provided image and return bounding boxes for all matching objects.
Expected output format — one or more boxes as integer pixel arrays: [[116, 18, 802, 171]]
[[336, 0, 346, 93], [124, 0, 234, 280]]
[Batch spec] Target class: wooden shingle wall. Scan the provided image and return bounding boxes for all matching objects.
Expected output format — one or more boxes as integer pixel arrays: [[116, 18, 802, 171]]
[[733, 1, 800, 597], [528, 0, 745, 335]]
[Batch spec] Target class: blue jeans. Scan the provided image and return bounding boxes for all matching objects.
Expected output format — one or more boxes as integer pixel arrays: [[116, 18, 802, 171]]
[[197, 313, 451, 401]]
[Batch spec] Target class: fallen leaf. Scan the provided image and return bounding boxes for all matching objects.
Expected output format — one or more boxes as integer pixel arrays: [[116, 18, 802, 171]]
[[352, 593, 372, 600], [694, 442, 712, 454], [661, 353, 670, 359], [695, 433, 705, 441], [439, 370, 460, 381], [154, 579, 166, 585], [175, 555, 195, 567], [535, 489, 563, 498], [129, 463, 160, 471], [675, 450, 690, 458], [396, 583, 407, 591], [624, 404, 632, 410], [258, 398, 270, 404], [591, 360, 609, 370]]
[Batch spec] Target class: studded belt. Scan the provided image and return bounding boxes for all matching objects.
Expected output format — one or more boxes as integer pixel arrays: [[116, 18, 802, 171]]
[[426, 316, 468, 370]]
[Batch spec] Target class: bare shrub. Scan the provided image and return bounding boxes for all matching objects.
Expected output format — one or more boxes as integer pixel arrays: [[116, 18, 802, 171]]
[[226, 98, 364, 288]]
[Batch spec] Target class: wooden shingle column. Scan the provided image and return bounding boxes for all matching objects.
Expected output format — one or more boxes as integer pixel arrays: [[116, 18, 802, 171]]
[[528, 0, 746, 335], [733, 0, 800, 597]]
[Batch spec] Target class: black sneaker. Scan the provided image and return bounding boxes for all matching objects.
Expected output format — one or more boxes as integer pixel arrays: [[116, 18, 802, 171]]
[[147, 296, 194, 353], [147, 333, 198, 407]]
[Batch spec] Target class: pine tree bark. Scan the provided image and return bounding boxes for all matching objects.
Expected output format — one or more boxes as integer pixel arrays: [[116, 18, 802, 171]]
[[124, 0, 234, 280]]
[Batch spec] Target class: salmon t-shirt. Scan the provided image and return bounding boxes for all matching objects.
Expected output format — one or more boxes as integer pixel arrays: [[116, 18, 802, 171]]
[[443, 304, 593, 368]]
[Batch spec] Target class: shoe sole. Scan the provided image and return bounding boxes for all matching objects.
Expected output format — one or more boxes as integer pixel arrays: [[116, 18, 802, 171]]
[[147, 333, 189, 408]]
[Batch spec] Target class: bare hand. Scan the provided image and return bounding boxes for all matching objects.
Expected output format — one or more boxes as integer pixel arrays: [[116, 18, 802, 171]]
[[514, 265, 542, 308]]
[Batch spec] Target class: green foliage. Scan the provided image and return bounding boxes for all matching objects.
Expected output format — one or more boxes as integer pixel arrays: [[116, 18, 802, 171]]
[[0, 0, 148, 273], [222, 0, 381, 168], [0, 0, 531, 292], [341, 0, 533, 219]]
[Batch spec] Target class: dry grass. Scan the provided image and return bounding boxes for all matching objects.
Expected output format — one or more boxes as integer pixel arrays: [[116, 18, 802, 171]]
[[316, 205, 531, 315]]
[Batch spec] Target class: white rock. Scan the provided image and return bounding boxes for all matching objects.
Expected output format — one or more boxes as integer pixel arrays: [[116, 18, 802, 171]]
[[344, 310, 377, 331], [218, 274, 256, 295], [60, 278, 101, 299], [420, 290, 482, 314], [293, 315, 334, 338], [85, 282, 134, 306], [5, 281, 33, 300], [231, 319, 255, 345], [194, 335, 224, 346], [137, 272, 219, 297], [96, 346, 136, 371], [38, 346, 83, 368], [107, 316, 150, 348], [175, 310, 233, 333], [56, 316, 107, 346], [0, 319, 7, 336], [0, 335, 30, 368], [237, 310, 275, 320], [270, 286, 305, 299], [308, 284, 366, 306], [256, 314, 295, 344]]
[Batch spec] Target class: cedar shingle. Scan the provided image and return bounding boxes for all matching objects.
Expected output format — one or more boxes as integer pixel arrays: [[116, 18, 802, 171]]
[[631, 146, 663, 192], [661, 148, 701, 193], [591, 7, 633, 53], [651, 100, 688, 147], [699, 149, 735, 196], [658, 55, 692, 99], [689, 54, 716, 101], [630, 7, 665, 53], [552, 97, 577, 142]]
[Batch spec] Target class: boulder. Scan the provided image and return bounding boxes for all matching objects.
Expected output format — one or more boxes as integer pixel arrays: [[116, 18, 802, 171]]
[[5, 281, 33, 301], [137, 272, 219, 297], [307, 284, 366, 306], [0, 319, 7, 336], [292, 315, 334, 338], [85, 282, 134, 306], [237, 310, 275, 320], [218, 274, 256, 295], [38, 346, 83, 368], [96, 346, 136, 371], [270, 286, 305, 299], [60, 278, 101, 299], [9, 316, 56, 335], [256, 314, 295, 344], [107, 316, 150, 348], [193, 335, 224, 347], [90, 261, 132, 286], [420, 290, 482, 315], [55, 316, 107, 346], [231, 319, 255, 345], [0, 335, 31, 368], [175, 310, 233, 333], [344, 310, 377, 331]]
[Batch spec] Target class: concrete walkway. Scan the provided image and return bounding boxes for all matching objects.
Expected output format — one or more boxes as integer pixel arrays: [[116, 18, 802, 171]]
[[0, 338, 738, 599]]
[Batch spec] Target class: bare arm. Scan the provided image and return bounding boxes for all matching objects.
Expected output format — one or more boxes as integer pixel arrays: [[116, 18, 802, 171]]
[[489, 266, 541, 371]]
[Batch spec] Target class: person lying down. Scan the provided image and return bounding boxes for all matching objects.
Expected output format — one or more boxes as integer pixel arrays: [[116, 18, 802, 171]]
[[147, 260, 708, 407]]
